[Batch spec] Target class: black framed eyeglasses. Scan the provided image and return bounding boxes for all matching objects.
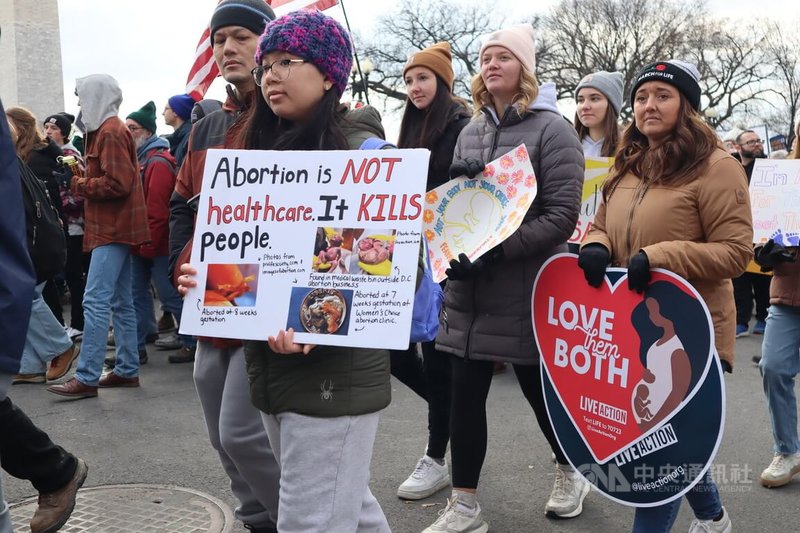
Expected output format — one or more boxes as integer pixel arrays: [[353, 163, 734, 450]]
[[252, 59, 306, 86], [742, 139, 764, 146]]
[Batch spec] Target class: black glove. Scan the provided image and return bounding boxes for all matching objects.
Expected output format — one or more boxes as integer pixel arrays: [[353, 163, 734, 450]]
[[755, 239, 796, 269], [627, 251, 651, 293], [445, 246, 503, 281], [449, 158, 486, 179], [577, 244, 610, 288], [52, 165, 74, 189]]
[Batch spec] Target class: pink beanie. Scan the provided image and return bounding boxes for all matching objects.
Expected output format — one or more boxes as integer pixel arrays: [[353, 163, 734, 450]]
[[479, 24, 536, 74]]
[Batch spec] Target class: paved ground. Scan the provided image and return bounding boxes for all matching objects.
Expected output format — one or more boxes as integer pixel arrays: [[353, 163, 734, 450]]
[[4, 330, 797, 532]]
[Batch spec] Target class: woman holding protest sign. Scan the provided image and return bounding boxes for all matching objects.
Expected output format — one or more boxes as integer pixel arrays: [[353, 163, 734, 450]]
[[573, 70, 623, 158], [425, 23, 585, 532], [390, 41, 471, 502], [578, 60, 752, 532], [179, 10, 391, 532]]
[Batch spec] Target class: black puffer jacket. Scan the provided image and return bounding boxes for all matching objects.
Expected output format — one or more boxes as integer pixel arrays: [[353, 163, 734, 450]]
[[27, 139, 65, 223], [426, 103, 471, 190], [435, 83, 583, 365]]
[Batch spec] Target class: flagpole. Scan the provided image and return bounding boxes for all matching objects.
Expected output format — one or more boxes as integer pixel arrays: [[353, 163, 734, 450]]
[[338, 0, 370, 106]]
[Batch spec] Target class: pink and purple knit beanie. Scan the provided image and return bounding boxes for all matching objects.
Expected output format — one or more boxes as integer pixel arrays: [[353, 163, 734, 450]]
[[256, 10, 353, 95]]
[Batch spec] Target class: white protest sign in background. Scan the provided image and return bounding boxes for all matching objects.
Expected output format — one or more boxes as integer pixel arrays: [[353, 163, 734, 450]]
[[750, 159, 800, 245], [422, 145, 537, 282], [569, 156, 613, 245], [179, 148, 430, 350]]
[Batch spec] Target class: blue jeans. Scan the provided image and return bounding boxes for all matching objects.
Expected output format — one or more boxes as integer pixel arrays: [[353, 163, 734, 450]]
[[0, 373, 11, 533], [20, 283, 73, 374], [74, 244, 139, 386], [131, 255, 194, 349], [632, 472, 722, 532], [759, 304, 800, 454]]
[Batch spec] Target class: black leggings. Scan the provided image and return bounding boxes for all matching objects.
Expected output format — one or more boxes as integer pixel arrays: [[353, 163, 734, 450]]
[[449, 355, 567, 489], [390, 341, 452, 459]]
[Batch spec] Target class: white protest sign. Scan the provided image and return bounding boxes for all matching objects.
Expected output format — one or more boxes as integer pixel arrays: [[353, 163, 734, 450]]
[[422, 145, 537, 282], [179, 148, 430, 350], [749, 159, 800, 245]]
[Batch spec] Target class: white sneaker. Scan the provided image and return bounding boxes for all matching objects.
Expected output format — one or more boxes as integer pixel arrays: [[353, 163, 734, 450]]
[[65, 327, 83, 341], [760, 452, 800, 487], [422, 496, 488, 533], [545, 463, 590, 518], [397, 456, 450, 500], [688, 506, 731, 533]]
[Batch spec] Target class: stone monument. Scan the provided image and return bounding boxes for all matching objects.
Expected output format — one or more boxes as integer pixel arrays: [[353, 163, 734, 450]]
[[0, 0, 65, 120]]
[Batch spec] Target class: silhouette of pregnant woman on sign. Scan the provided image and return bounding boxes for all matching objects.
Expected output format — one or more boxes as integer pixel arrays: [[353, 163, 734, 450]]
[[630, 281, 708, 434]]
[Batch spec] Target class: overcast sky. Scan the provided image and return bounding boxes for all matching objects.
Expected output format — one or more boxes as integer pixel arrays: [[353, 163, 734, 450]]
[[57, 0, 788, 141]]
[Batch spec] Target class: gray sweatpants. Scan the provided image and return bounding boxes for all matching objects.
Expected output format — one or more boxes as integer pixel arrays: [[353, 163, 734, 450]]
[[193, 341, 280, 529], [262, 411, 390, 533]]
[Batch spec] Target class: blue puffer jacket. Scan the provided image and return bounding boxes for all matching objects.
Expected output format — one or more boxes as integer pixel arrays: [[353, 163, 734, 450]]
[[0, 100, 36, 375]]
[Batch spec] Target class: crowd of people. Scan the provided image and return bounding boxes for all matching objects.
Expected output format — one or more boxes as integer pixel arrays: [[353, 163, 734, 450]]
[[1, 0, 800, 532]]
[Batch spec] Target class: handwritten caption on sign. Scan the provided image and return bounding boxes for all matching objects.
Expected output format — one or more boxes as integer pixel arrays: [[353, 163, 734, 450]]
[[749, 159, 800, 244], [180, 148, 430, 350]]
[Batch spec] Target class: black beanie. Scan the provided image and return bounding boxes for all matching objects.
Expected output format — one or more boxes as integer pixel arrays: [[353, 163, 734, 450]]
[[210, 0, 276, 42], [630, 60, 702, 111], [43, 113, 74, 138]]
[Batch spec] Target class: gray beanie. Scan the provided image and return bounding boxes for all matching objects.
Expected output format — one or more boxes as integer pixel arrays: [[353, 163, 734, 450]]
[[575, 71, 624, 115]]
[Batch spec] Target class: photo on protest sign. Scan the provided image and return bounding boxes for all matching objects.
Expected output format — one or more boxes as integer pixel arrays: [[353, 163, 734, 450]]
[[422, 145, 537, 282], [749, 159, 800, 245], [203, 263, 259, 307], [569, 156, 613, 245], [179, 147, 429, 350], [286, 287, 354, 336], [532, 254, 724, 506]]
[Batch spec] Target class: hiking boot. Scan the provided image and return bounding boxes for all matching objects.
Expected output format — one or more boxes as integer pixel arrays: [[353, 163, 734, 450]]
[[47, 343, 80, 381], [688, 506, 731, 533], [168, 345, 196, 364], [154, 332, 182, 350], [13, 373, 46, 384], [397, 456, 450, 500], [760, 452, 800, 488], [158, 312, 176, 333], [29, 458, 88, 533], [545, 463, 590, 518], [422, 495, 488, 533]]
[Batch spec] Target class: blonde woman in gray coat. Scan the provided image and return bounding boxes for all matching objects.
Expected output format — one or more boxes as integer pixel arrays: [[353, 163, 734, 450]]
[[425, 23, 586, 533]]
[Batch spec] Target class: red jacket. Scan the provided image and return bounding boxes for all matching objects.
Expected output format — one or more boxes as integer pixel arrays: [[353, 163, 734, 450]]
[[72, 117, 149, 251], [136, 146, 177, 258]]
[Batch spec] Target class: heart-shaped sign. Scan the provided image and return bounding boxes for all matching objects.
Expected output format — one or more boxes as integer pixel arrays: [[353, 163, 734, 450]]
[[533, 254, 714, 465]]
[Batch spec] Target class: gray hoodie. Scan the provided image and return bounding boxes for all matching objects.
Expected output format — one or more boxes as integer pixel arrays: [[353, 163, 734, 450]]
[[75, 74, 123, 133]]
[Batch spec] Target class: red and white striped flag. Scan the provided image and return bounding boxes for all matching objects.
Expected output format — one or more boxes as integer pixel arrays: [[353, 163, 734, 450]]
[[185, 0, 340, 100]]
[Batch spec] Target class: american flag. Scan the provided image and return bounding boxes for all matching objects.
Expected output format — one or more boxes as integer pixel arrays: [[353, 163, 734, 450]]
[[185, 0, 340, 101]]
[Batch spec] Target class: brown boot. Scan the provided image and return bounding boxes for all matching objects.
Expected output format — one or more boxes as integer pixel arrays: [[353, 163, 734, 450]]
[[98, 372, 139, 388], [47, 343, 81, 381], [30, 458, 88, 533], [47, 378, 98, 399]]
